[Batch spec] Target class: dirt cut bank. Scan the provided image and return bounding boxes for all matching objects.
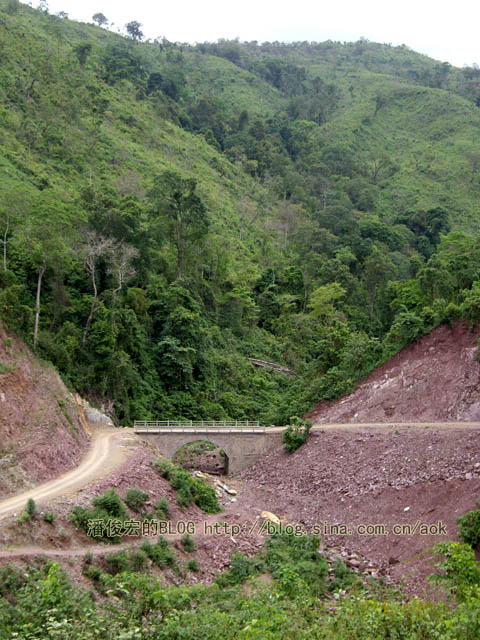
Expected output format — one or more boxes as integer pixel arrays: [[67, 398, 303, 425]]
[[0, 322, 89, 499], [307, 321, 480, 424]]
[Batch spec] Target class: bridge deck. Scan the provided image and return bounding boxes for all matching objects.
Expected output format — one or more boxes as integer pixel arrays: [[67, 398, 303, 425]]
[[133, 420, 266, 434], [134, 427, 266, 433]]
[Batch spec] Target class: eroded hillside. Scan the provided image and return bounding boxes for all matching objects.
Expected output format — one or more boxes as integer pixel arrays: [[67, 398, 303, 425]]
[[307, 322, 480, 424], [0, 322, 89, 498]]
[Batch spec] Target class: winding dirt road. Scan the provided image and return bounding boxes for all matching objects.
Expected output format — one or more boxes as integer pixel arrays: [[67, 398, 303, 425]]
[[0, 428, 137, 521], [3, 422, 480, 522]]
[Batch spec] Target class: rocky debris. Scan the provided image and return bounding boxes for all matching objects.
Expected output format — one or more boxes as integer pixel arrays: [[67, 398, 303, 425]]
[[76, 398, 115, 428], [242, 428, 480, 498], [260, 511, 281, 525], [307, 322, 480, 424], [238, 423, 480, 598], [215, 479, 239, 504]]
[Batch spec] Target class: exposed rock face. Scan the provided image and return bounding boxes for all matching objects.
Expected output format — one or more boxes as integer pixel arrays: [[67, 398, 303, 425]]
[[307, 322, 480, 424], [83, 404, 115, 428], [0, 323, 89, 499]]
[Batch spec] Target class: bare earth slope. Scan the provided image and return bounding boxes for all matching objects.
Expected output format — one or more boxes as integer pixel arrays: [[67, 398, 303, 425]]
[[306, 322, 480, 424], [240, 322, 480, 595], [242, 425, 480, 596], [0, 322, 89, 499]]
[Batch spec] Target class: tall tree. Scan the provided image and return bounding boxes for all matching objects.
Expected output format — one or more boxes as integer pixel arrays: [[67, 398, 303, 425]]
[[0, 186, 33, 272], [149, 171, 209, 279], [92, 12, 108, 27], [125, 21, 144, 41], [22, 192, 74, 348]]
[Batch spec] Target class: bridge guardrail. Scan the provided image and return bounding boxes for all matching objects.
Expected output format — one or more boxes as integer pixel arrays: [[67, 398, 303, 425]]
[[133, 420, 265, 433]]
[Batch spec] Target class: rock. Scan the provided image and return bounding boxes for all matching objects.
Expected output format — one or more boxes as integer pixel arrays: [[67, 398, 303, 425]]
[[465, 472, 473, 480], [84, 405, 114, 427], [225, 488, 237, 496], [261, 511, 281, 525]]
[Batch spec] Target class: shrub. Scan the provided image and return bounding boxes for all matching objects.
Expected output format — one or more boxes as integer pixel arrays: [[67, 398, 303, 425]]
[[152, 458, 175, 478], [83, 565, 103, 582], [141, 537, 176, 568], [328, 557, 357, 592], [70, 489, 129, 543], [191, 477, 221, 513], [106, 551, 129, 574], [181, 533, 196, 552], [216, 552, 265, 587], [155, 497, 170, 520], [26, 498, 37, 518], [457, 505, 480, 548], [186, 557, 199, 572], [42, 511, 56, 524], [153, 458, 221, 513], [282, 416, 312, 453], [124, 487, 149, 513], [92, 489, 128, 520], [431, 541, 480, 600], [129, 549, 148, 571], [265, 531, 328, 596]]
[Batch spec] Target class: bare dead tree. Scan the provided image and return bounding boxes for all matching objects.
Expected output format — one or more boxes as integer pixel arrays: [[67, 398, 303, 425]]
[[109, 242, 139, 300], [82, 232, 115, 345]]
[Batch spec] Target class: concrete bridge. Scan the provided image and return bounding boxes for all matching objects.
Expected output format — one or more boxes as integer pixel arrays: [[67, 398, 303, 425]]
[[133, 421, 279, 474]]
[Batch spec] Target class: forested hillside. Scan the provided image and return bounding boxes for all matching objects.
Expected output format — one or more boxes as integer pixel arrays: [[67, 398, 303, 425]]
[[2, 0, 480, 424]]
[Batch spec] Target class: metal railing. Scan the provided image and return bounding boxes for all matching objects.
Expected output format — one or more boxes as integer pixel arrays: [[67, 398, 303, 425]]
[[133, 420, 265, 433]]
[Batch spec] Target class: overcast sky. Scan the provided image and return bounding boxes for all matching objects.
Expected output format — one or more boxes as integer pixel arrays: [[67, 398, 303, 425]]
[[35, 0, 479, 68]]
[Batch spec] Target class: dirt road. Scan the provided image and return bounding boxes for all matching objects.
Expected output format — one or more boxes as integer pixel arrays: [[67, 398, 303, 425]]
[[2, 422, 479, 522], [0, 428, 136, 521]]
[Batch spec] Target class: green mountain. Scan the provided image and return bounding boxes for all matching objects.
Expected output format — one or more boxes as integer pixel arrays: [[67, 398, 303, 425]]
[[2, 0, 480, 424]]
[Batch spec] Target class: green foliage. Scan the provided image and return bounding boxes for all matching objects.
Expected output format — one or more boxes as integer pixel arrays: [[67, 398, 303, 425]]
[[92, 489, 128, 520], [456, 504, 480, 548], [106, 551, 128, 575], [328, 557, 358, 592], [186, 557, 199, 572], [152, 458, 221, 513], [155, 497, 170, 520], [20, 497, 37, 521], [2, 4, 480, 437], [265, 530, 329, 596], [282, 416, 312, 453], [0, 362, 16, 374], [181, 533, 196, 552], [152, 457, 176, 478], [431, 541, 480, 600], [26, 498, 36, 518], [124, 487, 149, 513], [215, 552, 265, 587], [70, 489, 129, 543], [141, 537, 176, 568], [3, 537, 480, 638], [42, 511, 56, 524], [128, 548, 148, 571]]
